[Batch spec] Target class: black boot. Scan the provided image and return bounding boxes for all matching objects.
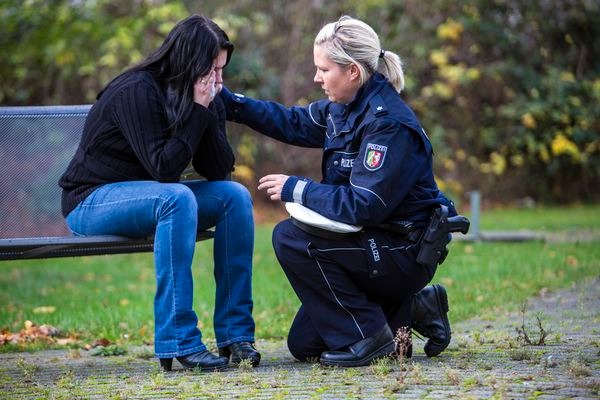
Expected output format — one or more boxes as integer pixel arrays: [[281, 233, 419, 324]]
[[219, 342, 261, 367], [411, 284, 451, 357], [319, 325, 395, 367], [159, 349, 229, 372]]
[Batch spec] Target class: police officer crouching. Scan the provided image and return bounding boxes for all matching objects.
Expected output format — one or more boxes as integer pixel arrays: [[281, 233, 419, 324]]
[[220, 16, 469, 367]]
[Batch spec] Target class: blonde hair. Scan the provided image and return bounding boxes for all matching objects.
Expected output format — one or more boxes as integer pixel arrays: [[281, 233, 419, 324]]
[[314, 15, 404, 93]]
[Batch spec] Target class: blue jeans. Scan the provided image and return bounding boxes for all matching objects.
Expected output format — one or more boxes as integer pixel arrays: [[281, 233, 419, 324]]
[[65, 180, 255, 358]]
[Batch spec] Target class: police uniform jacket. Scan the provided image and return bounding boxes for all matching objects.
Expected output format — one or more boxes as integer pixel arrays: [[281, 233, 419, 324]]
[[220, 72, 455, 227]]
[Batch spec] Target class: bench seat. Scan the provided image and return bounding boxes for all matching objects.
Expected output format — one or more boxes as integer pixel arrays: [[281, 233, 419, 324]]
[[0, 231, 214, 261]]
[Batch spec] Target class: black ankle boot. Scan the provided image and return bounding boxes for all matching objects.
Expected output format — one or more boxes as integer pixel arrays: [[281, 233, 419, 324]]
[[219, 342, 261, 367], [319, 325, 395, 367], [411, 284, 451, 357], [159, 349, 229, 372]]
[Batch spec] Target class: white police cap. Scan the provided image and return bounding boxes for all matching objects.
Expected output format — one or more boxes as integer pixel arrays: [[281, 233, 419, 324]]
[[285, 202, 363, 234]]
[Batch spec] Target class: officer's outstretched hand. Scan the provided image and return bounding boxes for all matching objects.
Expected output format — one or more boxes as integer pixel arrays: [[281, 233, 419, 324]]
[[258, 174, 289, 201]]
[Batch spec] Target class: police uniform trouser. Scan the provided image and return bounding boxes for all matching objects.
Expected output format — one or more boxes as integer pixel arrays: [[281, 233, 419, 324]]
[[272, 219, 437, 361]]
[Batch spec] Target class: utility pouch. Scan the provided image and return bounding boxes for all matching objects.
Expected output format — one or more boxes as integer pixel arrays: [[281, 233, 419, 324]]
[[416, 205, 470, 269]]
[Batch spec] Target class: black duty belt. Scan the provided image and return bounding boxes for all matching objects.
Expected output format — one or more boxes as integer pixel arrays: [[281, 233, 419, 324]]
[[400, 228, 423, 243], [290, 217, 422, 242]]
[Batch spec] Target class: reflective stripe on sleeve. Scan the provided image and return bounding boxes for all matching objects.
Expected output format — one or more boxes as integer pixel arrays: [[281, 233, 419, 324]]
[[293, 180, 307, 204]]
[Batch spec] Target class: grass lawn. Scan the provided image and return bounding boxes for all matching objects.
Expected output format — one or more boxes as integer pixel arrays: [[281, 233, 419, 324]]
[[470, 203, 600, 231], [0, 205, 599, 352]]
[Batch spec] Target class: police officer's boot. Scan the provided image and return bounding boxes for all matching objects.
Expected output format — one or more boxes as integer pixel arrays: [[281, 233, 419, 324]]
[[411, 284, 451, 357], [319, 325, 395, 367]]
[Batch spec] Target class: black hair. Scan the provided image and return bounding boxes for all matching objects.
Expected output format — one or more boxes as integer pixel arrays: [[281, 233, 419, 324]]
[[102, 15, 234, 131]]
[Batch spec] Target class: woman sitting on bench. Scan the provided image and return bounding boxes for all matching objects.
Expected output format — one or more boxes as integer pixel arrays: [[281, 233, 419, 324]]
[[58, 15, 260, 372]]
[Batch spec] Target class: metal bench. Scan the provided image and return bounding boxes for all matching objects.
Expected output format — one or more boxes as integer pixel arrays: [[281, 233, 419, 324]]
[[0, 105, 213, 260]]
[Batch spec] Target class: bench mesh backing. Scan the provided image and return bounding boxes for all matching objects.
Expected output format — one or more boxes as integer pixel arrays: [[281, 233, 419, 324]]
[[0, 105, 213, 260]]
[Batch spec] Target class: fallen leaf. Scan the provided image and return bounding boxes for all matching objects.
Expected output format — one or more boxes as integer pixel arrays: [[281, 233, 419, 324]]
[[32, 306, 56, 314], [91, 338, 112, 348], [56, 338, 78, 345], [565, 255, 579, 268], [0, 321, 62, 346], [441, 277, 454, 287]]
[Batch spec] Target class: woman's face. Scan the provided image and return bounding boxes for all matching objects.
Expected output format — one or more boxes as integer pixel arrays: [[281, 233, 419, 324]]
[[213, 49, 228, 87], [313, 45, 360, 104]]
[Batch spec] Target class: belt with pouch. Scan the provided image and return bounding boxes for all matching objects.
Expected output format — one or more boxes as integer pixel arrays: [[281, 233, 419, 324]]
[[377, 221, 423, 243]]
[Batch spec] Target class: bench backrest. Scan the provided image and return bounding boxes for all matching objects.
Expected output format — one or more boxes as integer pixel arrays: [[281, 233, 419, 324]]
[[0, 105, 215, 260], [0, 105, 91, 239]]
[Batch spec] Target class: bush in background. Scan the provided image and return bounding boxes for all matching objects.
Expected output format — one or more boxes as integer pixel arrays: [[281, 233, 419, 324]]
[[1, 0, 598, 206]]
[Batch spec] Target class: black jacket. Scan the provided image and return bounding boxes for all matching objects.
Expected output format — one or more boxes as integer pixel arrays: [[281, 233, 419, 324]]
[[59, 70, 234, 216]]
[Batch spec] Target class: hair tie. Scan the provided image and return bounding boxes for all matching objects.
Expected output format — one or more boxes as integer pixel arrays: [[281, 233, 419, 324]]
[[379, 49, 386, 58]]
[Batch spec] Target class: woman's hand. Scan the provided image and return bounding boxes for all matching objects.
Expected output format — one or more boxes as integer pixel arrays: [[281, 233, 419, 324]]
[[194, 70, 216, 107], [258, 174, 289, 201]]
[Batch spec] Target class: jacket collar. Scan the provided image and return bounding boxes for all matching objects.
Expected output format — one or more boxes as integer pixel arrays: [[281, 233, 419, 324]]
[[328, 73, 388, 134]]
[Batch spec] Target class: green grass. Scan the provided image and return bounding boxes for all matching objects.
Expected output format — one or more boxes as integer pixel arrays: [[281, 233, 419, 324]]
[[0, 225, 298, 350], [470, 204, 600, 231], [433, 240, 599, 322], [0, 205, 599, 351]]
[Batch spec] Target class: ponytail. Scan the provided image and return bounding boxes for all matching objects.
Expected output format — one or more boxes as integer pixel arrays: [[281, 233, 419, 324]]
[[378, 50, 404, 93]]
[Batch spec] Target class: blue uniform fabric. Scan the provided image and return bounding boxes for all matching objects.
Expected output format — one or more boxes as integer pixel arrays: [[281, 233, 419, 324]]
[[273, 219, 434, 359], [220, 73, 456, 226], [221, 73, 456, 358]]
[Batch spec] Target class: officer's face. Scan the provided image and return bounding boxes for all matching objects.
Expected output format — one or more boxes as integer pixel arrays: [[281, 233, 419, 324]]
[[313, 45, 361, 104]]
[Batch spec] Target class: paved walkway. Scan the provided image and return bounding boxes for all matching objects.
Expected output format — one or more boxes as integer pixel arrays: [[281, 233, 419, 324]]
[[1, 278, 598, 399]]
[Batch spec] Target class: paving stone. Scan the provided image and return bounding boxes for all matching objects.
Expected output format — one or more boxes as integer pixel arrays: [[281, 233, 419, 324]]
[[1, 278, 598, 399]]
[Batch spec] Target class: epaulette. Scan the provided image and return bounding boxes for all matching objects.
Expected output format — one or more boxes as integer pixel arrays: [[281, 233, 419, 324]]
[[369, 95, 388, 117]]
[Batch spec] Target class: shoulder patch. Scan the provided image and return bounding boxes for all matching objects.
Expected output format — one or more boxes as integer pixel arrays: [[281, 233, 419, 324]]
[[364, 143, 387, 171]]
